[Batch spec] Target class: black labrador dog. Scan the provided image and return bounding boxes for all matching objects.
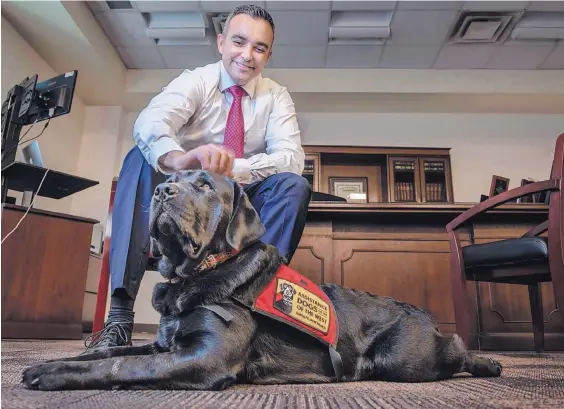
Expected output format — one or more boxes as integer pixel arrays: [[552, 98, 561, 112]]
[[23, 170, 501, 390]]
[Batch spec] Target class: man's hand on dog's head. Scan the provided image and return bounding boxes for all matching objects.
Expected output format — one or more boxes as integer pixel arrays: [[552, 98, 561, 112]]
[[159, 145, 235, 178]]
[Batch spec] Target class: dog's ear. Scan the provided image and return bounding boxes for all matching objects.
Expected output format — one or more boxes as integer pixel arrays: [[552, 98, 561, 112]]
[[225, 181, 265, 251]]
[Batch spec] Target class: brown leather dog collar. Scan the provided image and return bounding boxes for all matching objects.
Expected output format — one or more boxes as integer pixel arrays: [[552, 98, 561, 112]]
[[196, 250, 239, 271]]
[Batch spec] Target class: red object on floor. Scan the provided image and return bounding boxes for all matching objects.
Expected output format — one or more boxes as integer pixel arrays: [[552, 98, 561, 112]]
[[92, 178, 117, 333]]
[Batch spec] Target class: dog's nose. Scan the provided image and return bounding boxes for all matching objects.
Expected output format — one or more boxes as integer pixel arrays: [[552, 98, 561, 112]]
[[154, 183, 179, 201]]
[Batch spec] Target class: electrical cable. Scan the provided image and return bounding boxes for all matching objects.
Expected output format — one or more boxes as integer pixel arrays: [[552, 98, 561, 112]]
[[1, 169, 50, 244]]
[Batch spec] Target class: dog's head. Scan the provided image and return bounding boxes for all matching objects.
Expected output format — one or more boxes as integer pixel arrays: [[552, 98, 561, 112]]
[[149, 170, 265, 280]]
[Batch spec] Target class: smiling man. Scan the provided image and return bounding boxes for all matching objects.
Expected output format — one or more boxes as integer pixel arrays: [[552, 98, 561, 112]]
[[85, 5, 311, 353]]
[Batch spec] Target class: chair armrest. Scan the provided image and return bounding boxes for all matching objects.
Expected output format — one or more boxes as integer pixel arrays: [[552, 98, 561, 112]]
[[522, 220, 549, 237], [446, 179, 558, 232]]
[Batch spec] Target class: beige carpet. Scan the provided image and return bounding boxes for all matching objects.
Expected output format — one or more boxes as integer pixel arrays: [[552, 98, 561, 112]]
[[2, 336, 564, 409]]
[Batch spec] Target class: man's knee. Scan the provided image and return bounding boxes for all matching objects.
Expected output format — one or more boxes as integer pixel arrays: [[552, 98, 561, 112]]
[[273, 172, 312, 201]]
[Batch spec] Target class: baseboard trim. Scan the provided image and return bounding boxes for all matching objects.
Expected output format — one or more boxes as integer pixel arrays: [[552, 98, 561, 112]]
[[478, 332, 564, 351], [2, 321, 82, 340], [133, 323, 159, 334]]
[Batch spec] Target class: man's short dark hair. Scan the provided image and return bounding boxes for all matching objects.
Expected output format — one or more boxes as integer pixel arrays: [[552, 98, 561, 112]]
[[222, 4, 275, 36]]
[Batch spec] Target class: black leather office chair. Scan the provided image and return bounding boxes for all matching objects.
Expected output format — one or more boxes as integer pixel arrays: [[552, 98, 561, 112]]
[[447, 133, 564, 353]]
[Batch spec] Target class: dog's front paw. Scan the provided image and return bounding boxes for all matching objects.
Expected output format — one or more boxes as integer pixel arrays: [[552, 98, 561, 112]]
[[22, 362, 77, 391]]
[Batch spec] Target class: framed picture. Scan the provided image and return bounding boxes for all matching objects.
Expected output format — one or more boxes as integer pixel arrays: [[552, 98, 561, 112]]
[[518, 178, 550, 204], [518, 179, 536, 203], [489, 175, 510, 197], [329, 177, 368, 203]]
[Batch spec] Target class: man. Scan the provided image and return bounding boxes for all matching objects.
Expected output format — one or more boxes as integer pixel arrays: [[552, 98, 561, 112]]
[[85, 5, 311, 352]]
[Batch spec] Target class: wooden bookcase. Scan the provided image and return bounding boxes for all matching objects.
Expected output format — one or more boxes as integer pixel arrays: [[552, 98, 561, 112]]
[[303, 153, 320, 192], [302, 146, 454, 204]]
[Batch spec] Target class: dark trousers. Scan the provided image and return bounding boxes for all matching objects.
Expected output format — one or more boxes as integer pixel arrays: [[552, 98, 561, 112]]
[[110, 147, 312, 299]]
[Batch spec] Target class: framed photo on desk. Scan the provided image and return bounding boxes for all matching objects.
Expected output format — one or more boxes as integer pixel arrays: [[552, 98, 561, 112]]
[[329, 177, 368, 203], [489, 175, 510, 197]]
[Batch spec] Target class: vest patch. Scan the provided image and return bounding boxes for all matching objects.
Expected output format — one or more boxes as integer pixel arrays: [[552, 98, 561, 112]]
[[252, 265, 338, 348]]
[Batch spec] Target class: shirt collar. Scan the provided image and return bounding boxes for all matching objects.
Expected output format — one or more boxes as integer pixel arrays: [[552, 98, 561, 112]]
[[219, 61, 259, 99]]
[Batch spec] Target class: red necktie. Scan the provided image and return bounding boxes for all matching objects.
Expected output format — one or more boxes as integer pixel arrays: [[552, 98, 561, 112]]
[[223, 85, 246, 158]]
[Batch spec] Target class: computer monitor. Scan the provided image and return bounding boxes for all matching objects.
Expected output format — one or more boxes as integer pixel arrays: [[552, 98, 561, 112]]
[[1, 70, 78, 203], [24, 70, 78, 125]]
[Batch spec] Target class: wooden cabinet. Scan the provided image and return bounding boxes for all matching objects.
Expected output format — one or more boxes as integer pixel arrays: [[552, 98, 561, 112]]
[[388, 156, 421, 202], [387, 155, 453, 203], [302, 146, 454, 204], [302, 153, 320, 192], [289, 203, 561, 351], [419, 157, 453, 203], [1, 205, 98, 339]]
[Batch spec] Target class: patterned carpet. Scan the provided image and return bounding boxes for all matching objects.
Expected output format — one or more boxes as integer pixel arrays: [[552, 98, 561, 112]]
[[2, 337, 564, 409]]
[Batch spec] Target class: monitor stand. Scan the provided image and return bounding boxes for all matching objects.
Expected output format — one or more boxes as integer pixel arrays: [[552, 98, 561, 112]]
[[1, 161, 99, 205]]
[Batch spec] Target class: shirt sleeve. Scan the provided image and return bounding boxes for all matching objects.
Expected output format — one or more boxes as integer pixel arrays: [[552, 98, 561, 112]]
[[133, 70, 204, 174], [232, 88, 305, 184]]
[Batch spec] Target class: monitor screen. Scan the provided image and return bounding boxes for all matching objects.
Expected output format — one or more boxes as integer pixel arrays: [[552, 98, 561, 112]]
[[24, 70, 78, 125]]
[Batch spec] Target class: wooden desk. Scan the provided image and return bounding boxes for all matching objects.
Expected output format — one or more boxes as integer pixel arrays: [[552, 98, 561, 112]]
[[289, 202, 563, 351], [1, 204, 98, 339]]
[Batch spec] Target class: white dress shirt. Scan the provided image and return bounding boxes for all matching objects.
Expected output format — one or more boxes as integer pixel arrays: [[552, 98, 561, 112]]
[[133, 61, 305, 184]]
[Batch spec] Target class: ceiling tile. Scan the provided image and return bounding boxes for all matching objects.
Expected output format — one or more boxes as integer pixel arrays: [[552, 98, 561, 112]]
[[503, 39, 557, 47], [94, 11, 154, 46], [159, 45, 220, 69], [434, 44, 498, 68], [540, 41, 564, 69], [486, 43, 556, 69], [270, 45, 326, 68], [397, 1, 463, 10], [332, 1, 397, 11], [326, 45, 383, 68], [387, 10, 459, 45], [266, 1, 330, 11], [527, 1, 564, 12], [116, 46, 166, 69], [462, 1, 529, 12], [87, 1, 110, 12], [380, 45, 442, 68], [133, 1, 202, 12], [200, 1, 266, 12], [269, 11, 330, 45]]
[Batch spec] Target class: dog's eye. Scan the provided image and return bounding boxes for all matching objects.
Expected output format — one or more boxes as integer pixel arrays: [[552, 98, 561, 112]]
[[200, 182, 212, 191]]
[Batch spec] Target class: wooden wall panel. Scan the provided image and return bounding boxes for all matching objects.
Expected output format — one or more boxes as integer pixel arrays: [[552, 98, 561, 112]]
[[328, 229, 474, 335], [289, 221, 334, 285]]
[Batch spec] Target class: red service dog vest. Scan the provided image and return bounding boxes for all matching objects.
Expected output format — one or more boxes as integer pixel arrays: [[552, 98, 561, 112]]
[[252, 265, 339, 349]]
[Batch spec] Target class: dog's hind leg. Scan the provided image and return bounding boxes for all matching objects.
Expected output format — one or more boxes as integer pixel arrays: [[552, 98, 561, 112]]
[[437, 334, 502, 379]]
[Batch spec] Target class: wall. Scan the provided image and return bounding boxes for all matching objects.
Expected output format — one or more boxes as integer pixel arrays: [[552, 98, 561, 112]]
[[297, 112, 560, 201], [70, 106, 125, 226], [1, 16, 86, 214], [118, 111, 560, 202]]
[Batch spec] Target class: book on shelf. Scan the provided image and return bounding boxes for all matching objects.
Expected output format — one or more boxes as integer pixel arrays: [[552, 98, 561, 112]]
[[395, 182, 415, 201], [303, 162, 315, 174], [424, 162, 445, 173], [425, 183, 445, 202], [394, 162, 415, 172]]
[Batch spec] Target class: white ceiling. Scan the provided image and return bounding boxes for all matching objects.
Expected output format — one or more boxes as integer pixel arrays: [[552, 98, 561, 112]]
[[88, 1, 564, 70]]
